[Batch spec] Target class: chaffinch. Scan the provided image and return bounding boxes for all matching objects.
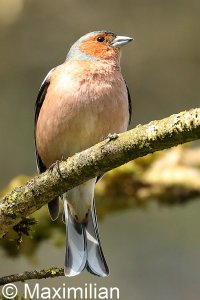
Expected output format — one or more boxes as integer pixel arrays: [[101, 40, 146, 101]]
[[34, 30, 132, 277]]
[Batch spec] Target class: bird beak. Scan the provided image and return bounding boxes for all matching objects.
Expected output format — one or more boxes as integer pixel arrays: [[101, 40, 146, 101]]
[[111, 35, 133, 48]]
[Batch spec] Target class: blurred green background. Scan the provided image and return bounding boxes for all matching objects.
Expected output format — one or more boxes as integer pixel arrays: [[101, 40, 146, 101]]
[[0, 0, 200, 299]]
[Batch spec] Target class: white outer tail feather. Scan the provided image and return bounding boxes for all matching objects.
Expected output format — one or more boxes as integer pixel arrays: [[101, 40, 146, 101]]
[[63, 198, 109, 277]]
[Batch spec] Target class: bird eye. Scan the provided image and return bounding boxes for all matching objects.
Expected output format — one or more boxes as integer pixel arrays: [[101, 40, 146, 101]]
[[97, 36, 105, 43]]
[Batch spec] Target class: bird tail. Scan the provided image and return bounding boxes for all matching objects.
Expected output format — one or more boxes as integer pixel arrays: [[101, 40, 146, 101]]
[[63, 198, 109, 277]]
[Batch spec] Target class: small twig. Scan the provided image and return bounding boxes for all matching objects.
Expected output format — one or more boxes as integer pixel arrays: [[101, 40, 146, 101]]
[[0, 268, 64, 286]]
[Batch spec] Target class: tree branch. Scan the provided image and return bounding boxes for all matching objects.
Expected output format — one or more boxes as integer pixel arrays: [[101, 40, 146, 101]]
[[0, 268, 64, 286], [0, 108, 199, 238]]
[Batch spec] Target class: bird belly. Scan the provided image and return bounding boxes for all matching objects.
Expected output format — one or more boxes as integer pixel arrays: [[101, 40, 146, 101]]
[[64, 178, 96, 223]]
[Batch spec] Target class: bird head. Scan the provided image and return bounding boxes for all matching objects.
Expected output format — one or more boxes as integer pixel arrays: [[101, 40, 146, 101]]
[[66, 31, 133, 64]]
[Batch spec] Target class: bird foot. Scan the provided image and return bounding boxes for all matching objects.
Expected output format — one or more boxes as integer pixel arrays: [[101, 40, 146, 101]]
[[106, 133, 119, 141], [49, 160, 62, 176], [49, 158, 65, 177]]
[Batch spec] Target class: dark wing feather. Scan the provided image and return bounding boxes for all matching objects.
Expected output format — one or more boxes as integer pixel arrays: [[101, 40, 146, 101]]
[[124, 80, 132, 125], [34, 68, 59, 220], [34, 70, 53, 172]]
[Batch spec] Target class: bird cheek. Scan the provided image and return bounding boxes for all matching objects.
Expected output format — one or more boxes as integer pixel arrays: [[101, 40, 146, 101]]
[[79, 42, 115, 60]]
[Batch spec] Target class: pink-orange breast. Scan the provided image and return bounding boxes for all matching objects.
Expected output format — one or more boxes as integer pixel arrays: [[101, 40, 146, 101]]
[[36, 60, 129, 167]]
